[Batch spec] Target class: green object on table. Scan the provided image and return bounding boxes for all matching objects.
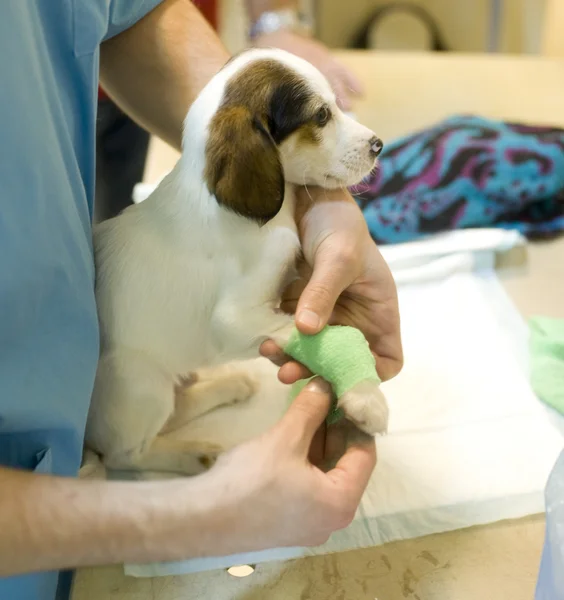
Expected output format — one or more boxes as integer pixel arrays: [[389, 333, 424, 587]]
[[284, 325, 381, 424], [529, 316, 564, 415]]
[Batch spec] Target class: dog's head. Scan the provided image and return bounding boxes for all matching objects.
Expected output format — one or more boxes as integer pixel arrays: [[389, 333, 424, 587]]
[[185, 48, 382, 224]]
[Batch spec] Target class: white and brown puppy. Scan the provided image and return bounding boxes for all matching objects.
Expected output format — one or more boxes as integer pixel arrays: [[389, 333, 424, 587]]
[[86, 48, 387, 475]]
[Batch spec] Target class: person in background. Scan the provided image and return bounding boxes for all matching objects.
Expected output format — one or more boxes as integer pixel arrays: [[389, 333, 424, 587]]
[[95, 0, 364, 221]]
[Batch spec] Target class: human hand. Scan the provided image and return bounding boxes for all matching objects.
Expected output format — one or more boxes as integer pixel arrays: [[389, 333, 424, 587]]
[[252, 30, 363, 110], [201, 378, 376, 553], [261, 187, 403, 384]]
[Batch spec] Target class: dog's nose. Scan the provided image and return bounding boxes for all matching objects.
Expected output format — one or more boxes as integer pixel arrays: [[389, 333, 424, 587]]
[[369, 136, 383, 157]]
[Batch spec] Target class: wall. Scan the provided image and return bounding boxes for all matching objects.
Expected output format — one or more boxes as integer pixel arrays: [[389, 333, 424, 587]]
[[218, 0, 547, 55], [315, 0, 546, 53]]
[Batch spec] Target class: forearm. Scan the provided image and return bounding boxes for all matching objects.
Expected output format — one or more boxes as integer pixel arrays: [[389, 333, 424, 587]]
[[246, 0, 299, 22], [0, 467, 222, 575], [100, 0, 230, 151]]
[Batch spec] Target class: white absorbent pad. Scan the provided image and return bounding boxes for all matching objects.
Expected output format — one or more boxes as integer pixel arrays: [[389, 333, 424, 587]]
[[379, 227, 525, 285], [125, 267, 563, 577]]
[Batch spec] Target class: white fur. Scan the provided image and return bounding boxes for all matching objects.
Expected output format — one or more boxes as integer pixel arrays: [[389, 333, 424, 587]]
[[85, 49, 383, 474]]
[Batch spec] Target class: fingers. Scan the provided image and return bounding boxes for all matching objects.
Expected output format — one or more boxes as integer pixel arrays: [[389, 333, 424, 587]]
[[324, 420, 348, 466], [295, 250, 350, 334], [308, 423, 327, 466], [373, 303, 403, 382], [278, 361, 312, 384], [324, 420, 373, 469], [373, 352, 404, 383], [259, 340, 287, 366], [277, 378, 332, 451], [294, 196, 363, 335], [310, 424, 376, 530], [259, 341, 313, 383], [327, 433, 377, 502]]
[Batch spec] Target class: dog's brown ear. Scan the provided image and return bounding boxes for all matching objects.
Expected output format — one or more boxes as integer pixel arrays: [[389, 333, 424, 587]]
[[204, 106, 284, 224]]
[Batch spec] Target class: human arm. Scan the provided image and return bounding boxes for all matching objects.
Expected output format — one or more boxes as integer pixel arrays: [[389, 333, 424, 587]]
[[0, 466, 208, 575], [246, 0, 363, 110], [0, 379, 374, 576], [99, 0, 230, 151]]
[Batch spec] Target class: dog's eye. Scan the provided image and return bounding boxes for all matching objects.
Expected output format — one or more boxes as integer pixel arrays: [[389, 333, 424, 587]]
[[315, 106, 331, 127]]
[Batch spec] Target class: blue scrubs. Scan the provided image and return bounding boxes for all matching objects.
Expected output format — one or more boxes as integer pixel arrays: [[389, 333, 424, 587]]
[[0, 1, 162, 598]]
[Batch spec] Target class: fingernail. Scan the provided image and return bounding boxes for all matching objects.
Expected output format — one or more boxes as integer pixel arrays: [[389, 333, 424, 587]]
[[305, 377, 331, 394], [297, 310, 320, 330]]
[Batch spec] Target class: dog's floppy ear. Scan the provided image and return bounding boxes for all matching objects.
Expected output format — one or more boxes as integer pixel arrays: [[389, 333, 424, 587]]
[[204, 106, 284, 225]]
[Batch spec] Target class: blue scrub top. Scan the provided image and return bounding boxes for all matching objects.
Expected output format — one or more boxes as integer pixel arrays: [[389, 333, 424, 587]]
[[0, 1, 162, 598]]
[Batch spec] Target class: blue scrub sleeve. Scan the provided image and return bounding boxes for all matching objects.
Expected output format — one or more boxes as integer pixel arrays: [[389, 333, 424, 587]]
[[105, 0, 166, 41]]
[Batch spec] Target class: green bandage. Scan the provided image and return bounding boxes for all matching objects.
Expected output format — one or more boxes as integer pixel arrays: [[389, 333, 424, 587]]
[[284, 325, 381, 424]]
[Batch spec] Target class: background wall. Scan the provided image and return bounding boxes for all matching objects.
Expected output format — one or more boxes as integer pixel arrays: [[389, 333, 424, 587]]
[[220, 0, 547, 55], [316, 0, 546, 52]]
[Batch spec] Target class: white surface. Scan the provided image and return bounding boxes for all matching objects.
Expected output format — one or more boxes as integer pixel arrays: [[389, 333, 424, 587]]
[[126, 260, 563, 577], [379, 228, 525, 272], [379, 228, 525, 286]]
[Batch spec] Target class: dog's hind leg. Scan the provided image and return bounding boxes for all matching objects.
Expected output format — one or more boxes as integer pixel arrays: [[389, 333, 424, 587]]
[[85, 348, 174, 470], [85, 348, 226, 475], [162, 364, 258, 433], [111, 435, 224, 475]]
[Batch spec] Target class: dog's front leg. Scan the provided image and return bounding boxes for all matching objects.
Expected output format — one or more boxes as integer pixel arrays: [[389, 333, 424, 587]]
[[212, 229, 300, 361], [211, 300, 295, 362]]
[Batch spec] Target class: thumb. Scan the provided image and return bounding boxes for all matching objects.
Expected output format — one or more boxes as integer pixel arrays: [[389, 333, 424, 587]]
[[296, 249, 351, 334], [278, 378, 332, 452]]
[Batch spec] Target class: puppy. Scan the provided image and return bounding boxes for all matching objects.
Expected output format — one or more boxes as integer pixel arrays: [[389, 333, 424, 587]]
[[86, 48, 385, 475]]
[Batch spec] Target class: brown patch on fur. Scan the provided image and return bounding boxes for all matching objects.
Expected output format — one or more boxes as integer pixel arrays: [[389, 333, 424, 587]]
[[297, 122, 321, 144], [205, 59, 319, 223], [205, 106, 284, 223], [221, 60, 307, 123]]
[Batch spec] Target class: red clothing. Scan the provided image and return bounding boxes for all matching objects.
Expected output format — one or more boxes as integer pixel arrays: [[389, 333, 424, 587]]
[[194, 0, 218, 30], [98, 0, 218, 100]]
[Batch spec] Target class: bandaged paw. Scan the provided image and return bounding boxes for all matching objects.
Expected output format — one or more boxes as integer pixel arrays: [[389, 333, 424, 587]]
[[284, 325, 389, 435], [339, 380, 388, 435]]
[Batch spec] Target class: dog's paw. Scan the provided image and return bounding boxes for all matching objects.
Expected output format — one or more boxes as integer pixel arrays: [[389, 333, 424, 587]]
[[339, 381, 389, 435], [195, 442, 225, 471], [226, 372, 258, 405], [175, 372, 199, 393]]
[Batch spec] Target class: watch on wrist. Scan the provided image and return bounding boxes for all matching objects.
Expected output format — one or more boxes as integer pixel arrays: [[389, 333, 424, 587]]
[[249, 8, 314, 40]]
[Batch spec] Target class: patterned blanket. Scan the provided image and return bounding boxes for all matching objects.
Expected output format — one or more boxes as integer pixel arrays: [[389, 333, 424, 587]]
[[353, 115, 564, 243]]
